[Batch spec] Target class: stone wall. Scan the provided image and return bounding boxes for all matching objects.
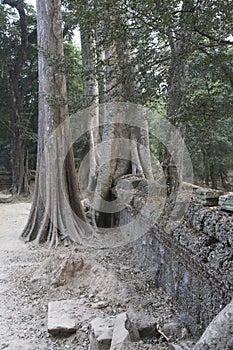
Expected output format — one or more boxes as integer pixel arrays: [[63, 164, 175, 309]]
[[0, 171, 11, 190], [115, 178, 233, 337], [133, 218, 232, 336]]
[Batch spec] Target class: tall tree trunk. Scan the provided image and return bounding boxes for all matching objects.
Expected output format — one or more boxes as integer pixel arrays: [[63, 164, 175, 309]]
[[92, 7, 154, 227], [10, 93, 29, 195], [21, 0, 86, 247], [3, 0, 37, 196], [164, 0, 194, 194], [80, 19, 99, 195]]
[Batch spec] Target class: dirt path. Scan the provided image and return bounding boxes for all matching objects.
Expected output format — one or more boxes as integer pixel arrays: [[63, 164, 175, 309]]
[[0, 202, 177, 349]]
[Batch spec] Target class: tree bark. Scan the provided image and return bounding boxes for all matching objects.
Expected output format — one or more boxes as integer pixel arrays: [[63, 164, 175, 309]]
[[80, 16, 100, 195], [93, 20, 154, 227], [3, 0, 38, 196], [21, 0, 86, 247], [164, 0, 194, 194]]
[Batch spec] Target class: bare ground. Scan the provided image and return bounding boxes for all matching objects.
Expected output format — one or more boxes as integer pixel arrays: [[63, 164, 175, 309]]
[[0, 201, 180, 349]]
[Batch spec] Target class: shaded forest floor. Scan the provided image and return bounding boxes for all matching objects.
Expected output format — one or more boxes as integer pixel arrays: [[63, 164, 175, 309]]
[[0, 201, 186, 349]]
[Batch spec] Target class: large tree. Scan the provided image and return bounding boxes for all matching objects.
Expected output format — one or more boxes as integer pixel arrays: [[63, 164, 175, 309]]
[[2, 0, 37, 196], [21, 0, 86, 247], [78, 1, 154, 227]]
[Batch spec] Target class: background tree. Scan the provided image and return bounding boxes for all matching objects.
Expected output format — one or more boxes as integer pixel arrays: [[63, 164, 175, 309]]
[[185, 47, 233, 188], [1, 0, 37, 195]]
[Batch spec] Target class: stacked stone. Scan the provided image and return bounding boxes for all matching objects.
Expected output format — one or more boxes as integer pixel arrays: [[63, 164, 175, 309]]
[[196, 188, 224, 206], [219, 194, 233, 212]]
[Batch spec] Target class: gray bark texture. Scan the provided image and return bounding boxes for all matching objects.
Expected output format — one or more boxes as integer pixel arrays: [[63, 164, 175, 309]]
[[3, 0, 37, 196], [21, 0, 86, 247], [164, 0, 194, 194], [80, 17, 100, 194]]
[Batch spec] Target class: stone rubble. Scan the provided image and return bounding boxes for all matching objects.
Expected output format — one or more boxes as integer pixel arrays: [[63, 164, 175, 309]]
[[219, 194, 233, 212], [193, 299, 233, 350], [196, 188, 224, 206], [160, 322, 188, 342], [88, 316, 115, 350], [0, 192, 13, 203], [169, 340, 195, 350], [110, 312, 140, 349]]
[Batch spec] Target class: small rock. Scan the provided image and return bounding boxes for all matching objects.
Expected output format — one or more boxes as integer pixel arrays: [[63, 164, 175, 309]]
[[193, 300, 233, 350], [0, 193, 13, 203], [138, 322, 158, 339], [88, 316, 115, 350], [110, 313, 140, 350], [169, 344, 183, 350], [92, 301, 109, 309], [48, 300, 77, 336], [160, 322, 186, 341], [169, 340, 196, 350]]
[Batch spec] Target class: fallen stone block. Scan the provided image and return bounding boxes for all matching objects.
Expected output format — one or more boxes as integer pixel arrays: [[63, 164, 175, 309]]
[[196, 189, 224, 206], [88, 316, 115, 350], [169, 344, 183, 350], [161, 321, 187, 341], [0, 193, 13, 203], [48, 300, 77, 336], [138, 321, 158, 339], [219, 194, 233, 212], [169, 341, 194, 350], [193, 299, 233, 350], [110, 312, 140, 350]]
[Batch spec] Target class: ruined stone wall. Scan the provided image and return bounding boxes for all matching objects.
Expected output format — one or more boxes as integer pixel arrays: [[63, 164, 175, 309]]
[[120, 201, 233, 337], [0, 171, 11, 190]]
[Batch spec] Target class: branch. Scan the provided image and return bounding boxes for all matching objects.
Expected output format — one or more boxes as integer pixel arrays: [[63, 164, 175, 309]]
[[194, 28, 233, 46], [28, 28, 37, 44], [3, 0, 28, 78], [21, 71, 38, 96]]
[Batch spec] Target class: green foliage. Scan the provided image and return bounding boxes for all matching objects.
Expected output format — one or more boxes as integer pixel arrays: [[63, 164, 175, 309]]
[[64, 41, 83, 113], [184, 47, 233, 185]]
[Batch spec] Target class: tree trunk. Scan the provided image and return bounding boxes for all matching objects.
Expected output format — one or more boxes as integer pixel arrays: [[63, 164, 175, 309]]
[[80, 18, 99, 195], [164, 0, 194, 194], [3, 0, 37, 196], [210, 163, 218, 189], [10, 96, 30, 196], [91, 7, 154, 227], [21, 0, 86, 247]]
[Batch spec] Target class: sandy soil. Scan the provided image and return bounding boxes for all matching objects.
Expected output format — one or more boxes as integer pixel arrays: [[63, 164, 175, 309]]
[[0, 201, 179, 349]]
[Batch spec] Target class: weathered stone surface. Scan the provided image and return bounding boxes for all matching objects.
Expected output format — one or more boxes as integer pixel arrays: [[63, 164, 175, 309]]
[[220, 194, 233, 212], [88, 316, 115, 350], [169, 341, 195, 350], [132, 201, 233, 336], [0, 193, 13, 203], [184, 203, 233, 247], [169, 344, 183, 350], [91, 301, 109, 309], [196, 188, 224, 206], [115, 176, 232, 338], [48, 300, 77, 336], [138, 322, 158, 339], [219, 194, 229, 206], [161, 321, 187, 341], [193, 299, 233, 350], [110, 313, 140, 350], [4, 340, 36, 349]]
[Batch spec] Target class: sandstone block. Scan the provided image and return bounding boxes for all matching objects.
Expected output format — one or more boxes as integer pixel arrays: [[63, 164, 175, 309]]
[[48, 300, 77, 336], [110, 312, 140, 350], [196, 189, 224, 206], [88, 316, 115, 350], [193, 299, 233, 350]]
